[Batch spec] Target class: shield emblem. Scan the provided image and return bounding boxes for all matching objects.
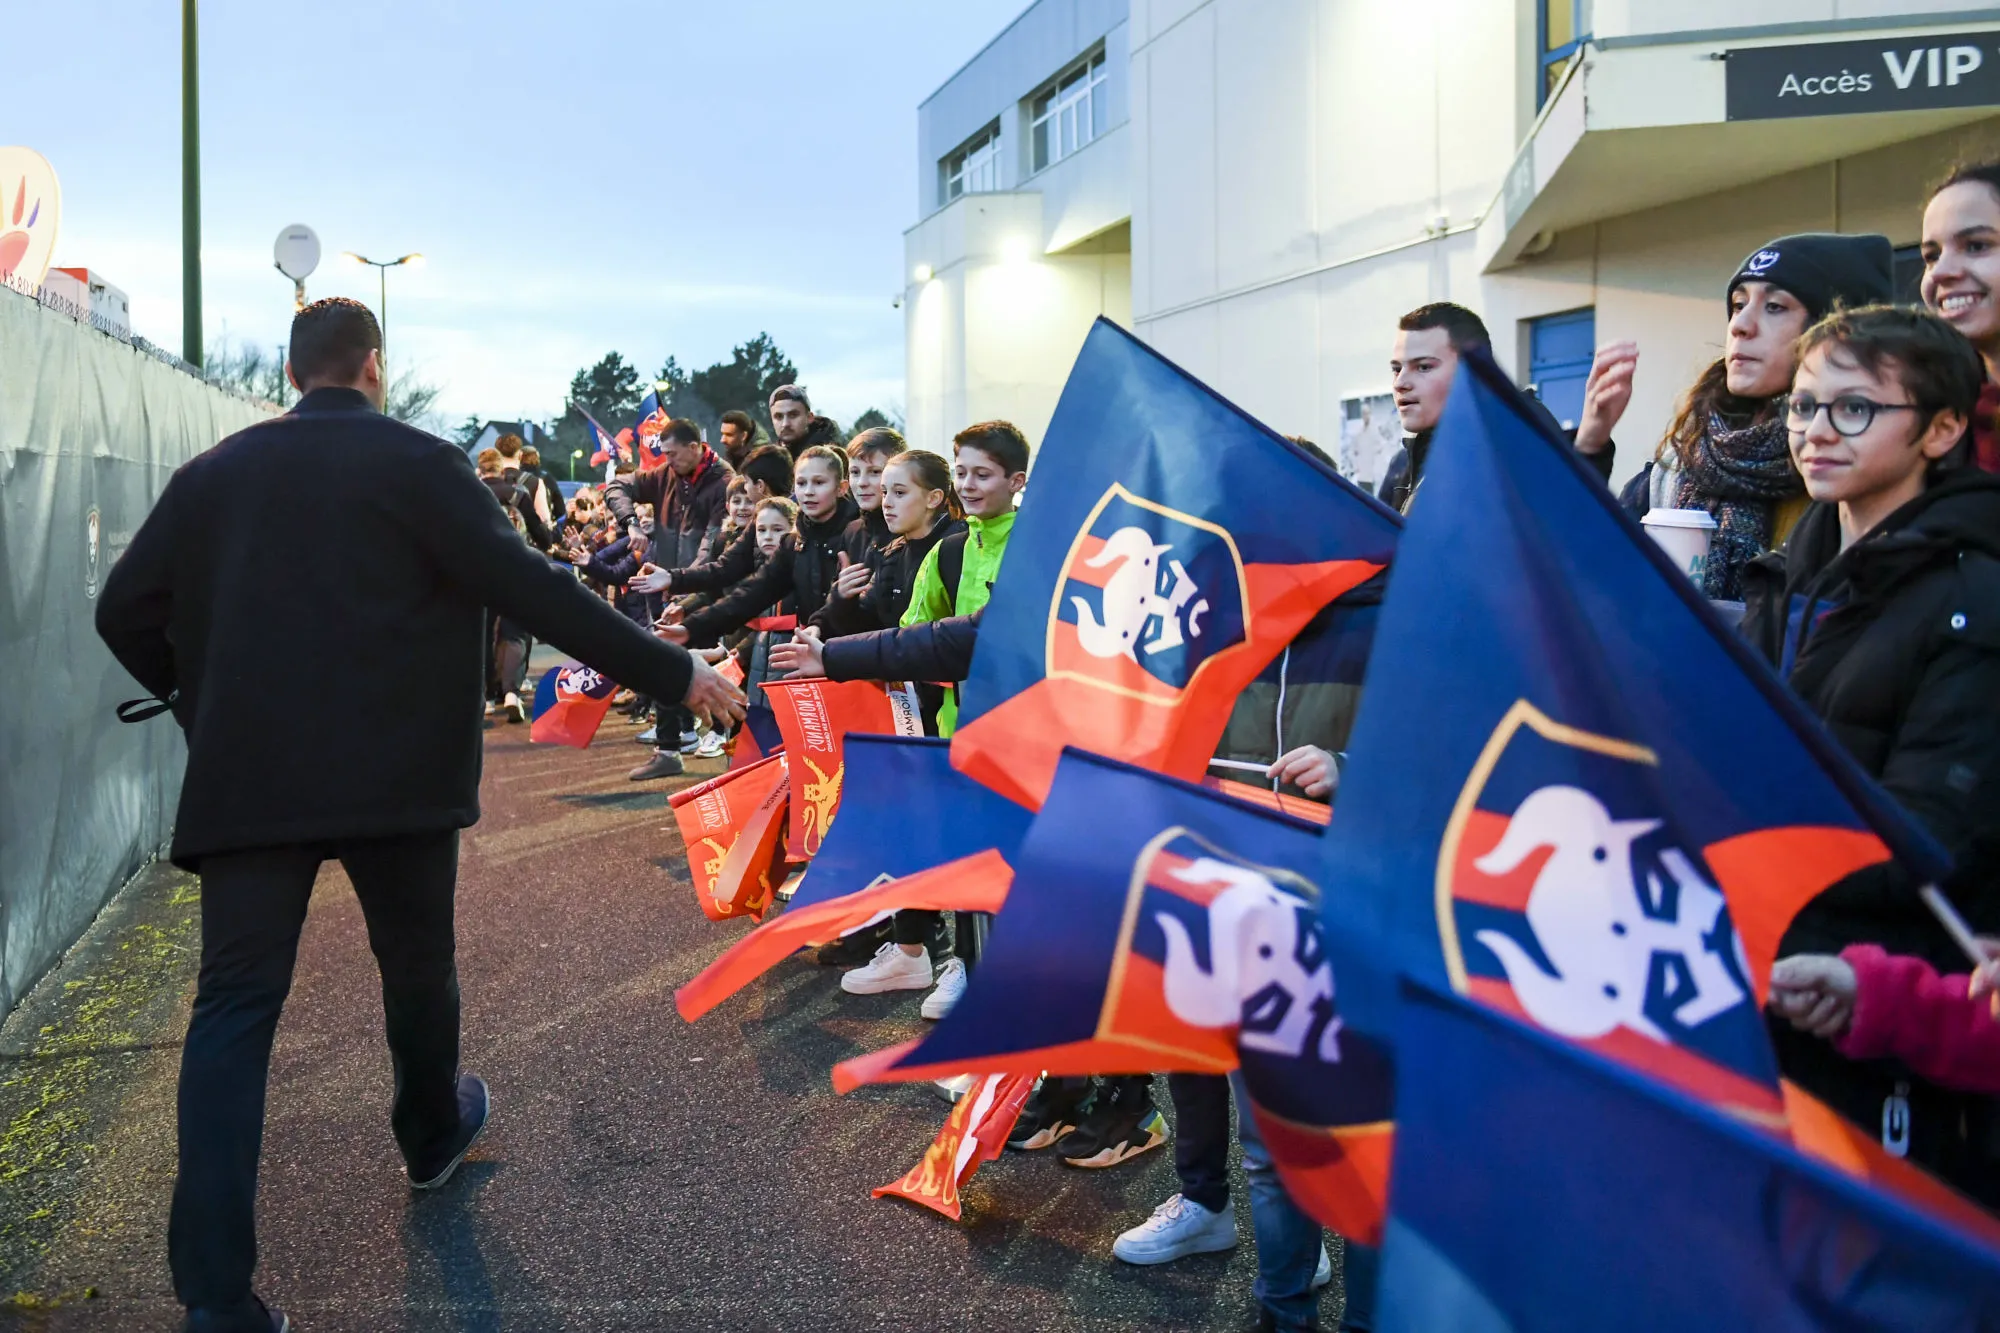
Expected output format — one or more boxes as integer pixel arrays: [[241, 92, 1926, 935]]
[[1047, 484, 1248, 702], [1438, 700, 1782, 1121], [554, 664, 615, 702]]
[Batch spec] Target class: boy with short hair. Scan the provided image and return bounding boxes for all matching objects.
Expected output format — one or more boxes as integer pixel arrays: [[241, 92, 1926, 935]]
[[1743, 303, 2000, 1200]]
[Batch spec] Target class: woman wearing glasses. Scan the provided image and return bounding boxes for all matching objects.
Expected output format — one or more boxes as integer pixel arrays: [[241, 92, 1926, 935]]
[[1615, 232, 1895, 600], [1741, 303, 2000, 1201]]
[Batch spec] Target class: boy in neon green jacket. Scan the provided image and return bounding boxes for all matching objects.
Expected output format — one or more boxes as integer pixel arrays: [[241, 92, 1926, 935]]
[[900, 421, 1031, 736]]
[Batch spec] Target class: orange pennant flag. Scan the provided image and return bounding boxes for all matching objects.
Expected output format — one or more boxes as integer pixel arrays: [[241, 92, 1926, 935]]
[[668, 754, 788, 904], [872, 1072, 1036, 1222], [701, 765, 790, 923], [675, 849, 1015, 1021], [762, 679, 923, 859]]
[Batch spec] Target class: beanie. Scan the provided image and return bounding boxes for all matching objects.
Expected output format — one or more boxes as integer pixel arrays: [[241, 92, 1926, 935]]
[[1726, 233, 1895, 325]]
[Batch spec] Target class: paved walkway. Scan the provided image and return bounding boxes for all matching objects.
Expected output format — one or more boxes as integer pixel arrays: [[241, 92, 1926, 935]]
[[0, 670, 1344, 1331]]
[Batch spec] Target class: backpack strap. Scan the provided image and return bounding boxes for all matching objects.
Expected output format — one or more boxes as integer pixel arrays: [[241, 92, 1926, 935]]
[[938, 530, 969, 615]]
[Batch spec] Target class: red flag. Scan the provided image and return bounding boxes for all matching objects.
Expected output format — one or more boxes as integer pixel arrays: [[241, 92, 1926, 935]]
[[701, 764, 790, 923], [529, 662, 618, 748], [1200, 776, 1332, 826], [675, 849, 1014, 1021], [871, 1072, 1036, 1222], [668, 754, 787, 903], [763, 679, 923, 859], [718, 655, 746, 689]]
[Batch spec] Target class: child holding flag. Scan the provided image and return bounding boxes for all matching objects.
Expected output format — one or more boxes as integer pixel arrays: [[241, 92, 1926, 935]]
[[1742, 303, 2000, 1195]]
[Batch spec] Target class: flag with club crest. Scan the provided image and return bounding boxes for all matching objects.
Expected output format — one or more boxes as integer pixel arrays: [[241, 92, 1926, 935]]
[[1319, 345, 1973, 1216], [949, 318, 1397, 810], [834, 749, 1393, 1243], [632, 385, 671, 463], [581, 409, 627, 468], [675, 737, 1032, 1021], [763, 679, 924, 858], [529, 661, 619, 748]]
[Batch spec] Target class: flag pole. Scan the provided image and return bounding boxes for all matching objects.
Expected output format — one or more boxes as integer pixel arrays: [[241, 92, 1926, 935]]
[[1919, 884, 1990, 968]]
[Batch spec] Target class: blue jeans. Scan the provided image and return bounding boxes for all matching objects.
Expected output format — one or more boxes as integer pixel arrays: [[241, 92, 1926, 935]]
[[1231, 1072, 1326, 1332]]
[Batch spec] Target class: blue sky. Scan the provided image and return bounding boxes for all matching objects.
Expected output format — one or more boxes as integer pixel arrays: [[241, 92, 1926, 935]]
[[5, 0, 1026, 430]]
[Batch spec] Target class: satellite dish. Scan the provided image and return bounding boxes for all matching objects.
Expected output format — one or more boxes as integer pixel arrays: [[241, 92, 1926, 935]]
[[273, 225, 320, 281]]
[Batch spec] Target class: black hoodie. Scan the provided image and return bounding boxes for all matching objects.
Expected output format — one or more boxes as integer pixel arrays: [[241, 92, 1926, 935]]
[[682, 495, 861, 645]]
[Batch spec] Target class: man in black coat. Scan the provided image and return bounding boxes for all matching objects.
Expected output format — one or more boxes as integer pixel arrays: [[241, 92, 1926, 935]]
[[95, 299, 743, 1333]]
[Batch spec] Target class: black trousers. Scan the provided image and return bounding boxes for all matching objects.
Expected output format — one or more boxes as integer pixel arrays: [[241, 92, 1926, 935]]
[[171, 831, 464, 1315]]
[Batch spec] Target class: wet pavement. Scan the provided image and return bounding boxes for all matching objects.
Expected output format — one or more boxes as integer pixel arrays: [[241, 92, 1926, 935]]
[[0, 663, 1344, 1331]]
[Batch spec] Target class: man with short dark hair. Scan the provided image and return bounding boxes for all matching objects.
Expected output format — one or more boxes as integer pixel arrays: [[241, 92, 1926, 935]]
[[96, 297, 744, 1333], [768, 384, 813, 456], [1379, 301, 1615, 512], [718, 409, 758, 470]]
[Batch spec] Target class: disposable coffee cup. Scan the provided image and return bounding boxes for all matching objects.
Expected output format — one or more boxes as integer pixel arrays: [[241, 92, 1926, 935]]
[[1642, 508, 1718, 583]]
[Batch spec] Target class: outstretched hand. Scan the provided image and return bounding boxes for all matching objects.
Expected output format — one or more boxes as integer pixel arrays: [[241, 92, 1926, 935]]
[[654, 623, 690, 646], [630, 563, 673, 595], [682, 655, 746, 730], [832, 554, 873, 600], [769, 626, 827, 679]]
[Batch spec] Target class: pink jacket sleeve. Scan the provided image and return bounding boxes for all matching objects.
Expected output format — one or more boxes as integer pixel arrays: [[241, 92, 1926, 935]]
[[1833, 944, 2000, 1095]]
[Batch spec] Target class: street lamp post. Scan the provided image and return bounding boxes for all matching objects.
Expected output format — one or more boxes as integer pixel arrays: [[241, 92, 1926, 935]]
[[341, 251, 422, 382], [570, 448, 584, 482], [182, 0, 201, 368]]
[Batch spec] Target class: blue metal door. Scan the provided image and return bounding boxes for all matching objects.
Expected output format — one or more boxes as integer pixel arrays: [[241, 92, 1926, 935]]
[[1528, 308, 1595, 433]]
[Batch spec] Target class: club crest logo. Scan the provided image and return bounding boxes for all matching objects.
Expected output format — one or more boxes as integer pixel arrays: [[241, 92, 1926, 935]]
[[1097, 828, 1393, 1128], [1744, 248, 1782, 274], [554, 664, 615, 701], [1047, 484, 1248, 703], [1438, 700, 1780, 1116]]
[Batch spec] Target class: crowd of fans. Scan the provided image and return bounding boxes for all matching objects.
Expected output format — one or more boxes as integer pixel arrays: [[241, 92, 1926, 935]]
[[458, 160, 2000, 1331]]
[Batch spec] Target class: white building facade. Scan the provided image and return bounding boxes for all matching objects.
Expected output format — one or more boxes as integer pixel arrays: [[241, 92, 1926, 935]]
[[907, 0, 2000, 491]]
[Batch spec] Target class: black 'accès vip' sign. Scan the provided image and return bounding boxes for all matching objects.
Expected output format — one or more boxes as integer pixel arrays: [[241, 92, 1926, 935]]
[[1727, 30, 2000, 121]]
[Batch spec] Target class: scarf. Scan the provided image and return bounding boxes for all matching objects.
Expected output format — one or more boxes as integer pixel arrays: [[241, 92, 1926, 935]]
[[1673, 413, 1800, 601]]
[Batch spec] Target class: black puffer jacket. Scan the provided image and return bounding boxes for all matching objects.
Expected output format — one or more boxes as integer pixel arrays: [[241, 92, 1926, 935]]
[[1381, 409, 1612, 512], [682, 496, 861, 645], [1742, 474, 2000, 958], [812, 516, 967, 639], [1741, 473, 2000, 1194]]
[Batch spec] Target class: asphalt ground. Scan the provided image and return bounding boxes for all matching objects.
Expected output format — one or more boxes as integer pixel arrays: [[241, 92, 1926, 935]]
[[0, 654, 1349, 1332]]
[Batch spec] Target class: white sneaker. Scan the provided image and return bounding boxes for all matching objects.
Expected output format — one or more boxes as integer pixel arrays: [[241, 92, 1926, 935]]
[[695, 730, 726, 759], [502, 692, 525, 723], [1313, 1242, 1333, 1290], [920, 957, 967, 1020], [1112, 1193, 1237, 1265], [933, 1073, 977, 1103], [841, 944, 933, 995], [635, 726, 658, 745]]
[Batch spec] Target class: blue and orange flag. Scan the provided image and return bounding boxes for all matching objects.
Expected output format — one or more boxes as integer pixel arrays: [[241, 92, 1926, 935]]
[[632, 385, 670, 463], [762, 679, 924, 859], [1320, 349, 1957, 1192], [950, 319, 1397, 809], [677, 738, 1031, 1020], [836, 749, 1393, 1242], [529, 661, 618, 748], [1377, 983, 2000, 1330], [581, 409, 627, 468]]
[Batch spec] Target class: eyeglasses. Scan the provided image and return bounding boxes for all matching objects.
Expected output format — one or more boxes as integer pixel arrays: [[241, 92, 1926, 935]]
[[1785, 392, 1924, 438]]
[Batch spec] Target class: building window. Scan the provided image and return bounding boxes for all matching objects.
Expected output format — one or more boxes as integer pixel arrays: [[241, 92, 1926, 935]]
[[942, 123, 1002, 206], [1031, 51, 1108, 174], [1538, 0, 1589, 108]]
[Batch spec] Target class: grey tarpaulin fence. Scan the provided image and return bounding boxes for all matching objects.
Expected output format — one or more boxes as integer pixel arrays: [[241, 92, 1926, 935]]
[[0, 284, 272, 1012]]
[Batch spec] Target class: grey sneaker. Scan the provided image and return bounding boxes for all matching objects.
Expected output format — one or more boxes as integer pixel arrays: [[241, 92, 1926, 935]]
[[628, 750, 685, 781]]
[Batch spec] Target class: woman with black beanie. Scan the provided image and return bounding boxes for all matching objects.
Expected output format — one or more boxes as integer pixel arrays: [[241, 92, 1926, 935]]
[[1617, 231, 1895, 600]]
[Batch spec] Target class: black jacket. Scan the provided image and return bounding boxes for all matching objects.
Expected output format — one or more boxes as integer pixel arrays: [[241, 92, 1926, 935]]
[[482, 473, 553, 550], [824, 611, 982, 685], [812, 515, 966, 639], [1741, 474, 2000, 963], [96, 388, 696, 868], [682, 496, 861, 645], [604, 448, 733, 569]]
